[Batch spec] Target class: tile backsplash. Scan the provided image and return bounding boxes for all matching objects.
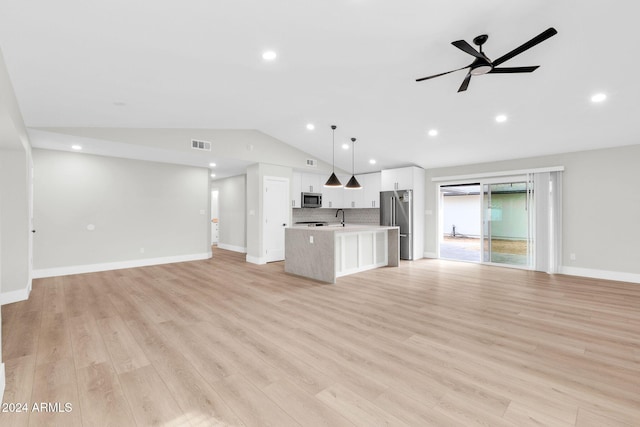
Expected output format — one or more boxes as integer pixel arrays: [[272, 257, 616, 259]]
[[293, 208, 380, 225]]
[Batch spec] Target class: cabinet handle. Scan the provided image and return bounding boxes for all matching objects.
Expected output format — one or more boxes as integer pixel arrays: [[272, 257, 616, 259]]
[[329, 201, 332, 208]]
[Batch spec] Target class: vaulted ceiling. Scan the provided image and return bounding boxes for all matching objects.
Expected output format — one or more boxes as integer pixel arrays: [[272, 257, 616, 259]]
[[1, 1, 638, 175]]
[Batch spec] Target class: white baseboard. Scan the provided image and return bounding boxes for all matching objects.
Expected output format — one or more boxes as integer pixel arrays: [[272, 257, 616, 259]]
[[32, 252, 212, 279], [0, 363, 5, 404], [246, 255, 266, 265], [560, 266, 640, 284], [1, 284, 31, 305], [423, 252, 438, 259], [217, 244, 247, 253]]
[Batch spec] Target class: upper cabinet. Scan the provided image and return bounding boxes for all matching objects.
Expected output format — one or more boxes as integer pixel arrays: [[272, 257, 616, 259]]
[[343, 177, 364, 208], [300, 173, 322, 193], [291, 171, 385, 209], [291, 172, 302, 208], [359, 172, 381, 208], [381, 166, 423, 191], [323, 174, 347, 208]]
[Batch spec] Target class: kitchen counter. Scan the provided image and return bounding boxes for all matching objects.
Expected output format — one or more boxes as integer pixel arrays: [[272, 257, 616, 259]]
[[285, 224, 399, 283]]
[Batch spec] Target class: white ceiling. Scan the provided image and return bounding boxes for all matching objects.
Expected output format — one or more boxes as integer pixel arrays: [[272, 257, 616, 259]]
[[1, 1, 638, 175]]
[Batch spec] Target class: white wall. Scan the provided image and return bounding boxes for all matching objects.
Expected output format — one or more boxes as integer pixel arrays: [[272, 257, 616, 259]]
[[426, 144, 640, 281], [0, 150, 30, 294], [32, 149, 211, 275], [217, 174, 247, 252], [442, 195, 481, 238], [0, 46, 33, 401]]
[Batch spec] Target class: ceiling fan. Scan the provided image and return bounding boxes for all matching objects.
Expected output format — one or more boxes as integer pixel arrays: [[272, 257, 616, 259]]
[[416, 27, 557, 92]]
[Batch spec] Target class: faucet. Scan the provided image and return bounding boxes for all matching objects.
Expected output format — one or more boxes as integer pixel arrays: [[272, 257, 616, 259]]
[[335, 209, 345, 227]]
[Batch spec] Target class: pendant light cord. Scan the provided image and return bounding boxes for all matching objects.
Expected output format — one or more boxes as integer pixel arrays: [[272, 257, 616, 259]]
[[332, 125, 336, 172], [351, 138, 356, 175]]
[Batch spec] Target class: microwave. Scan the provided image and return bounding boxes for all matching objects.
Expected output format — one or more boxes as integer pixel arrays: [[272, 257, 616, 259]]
[[301, 192, 322, 208]]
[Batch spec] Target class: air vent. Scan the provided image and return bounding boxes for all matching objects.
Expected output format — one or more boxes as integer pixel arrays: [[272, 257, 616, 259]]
[[191, 139, 212, 151], [305, 159, 317, 167]]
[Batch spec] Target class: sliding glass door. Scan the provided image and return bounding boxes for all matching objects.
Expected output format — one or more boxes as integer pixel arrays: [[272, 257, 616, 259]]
[[482, 177, 533, 268], [438, 169, 562, 272]]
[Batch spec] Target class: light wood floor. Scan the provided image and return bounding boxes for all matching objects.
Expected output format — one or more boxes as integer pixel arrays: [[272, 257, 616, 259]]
[[2, 248, 639, 426]]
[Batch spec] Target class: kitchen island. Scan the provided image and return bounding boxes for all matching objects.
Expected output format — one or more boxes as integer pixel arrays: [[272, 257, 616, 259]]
[[285, 224, 399, 283]]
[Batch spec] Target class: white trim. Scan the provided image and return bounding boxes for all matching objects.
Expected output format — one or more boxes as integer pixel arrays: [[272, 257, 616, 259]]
[[0, 286, 31, 305], [432, 166, 564, 182], [217, 243, 247, 253], [560, 266, 640, 284], [423, 252, 438, 259], [246, 255, 267, 265], [32, 252, 212, 279], [0, 363, 5, 404]]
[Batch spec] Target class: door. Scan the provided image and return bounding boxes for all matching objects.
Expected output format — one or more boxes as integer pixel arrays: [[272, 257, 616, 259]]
[[264, 177, 290, 262], [482, 178, 533, 268]]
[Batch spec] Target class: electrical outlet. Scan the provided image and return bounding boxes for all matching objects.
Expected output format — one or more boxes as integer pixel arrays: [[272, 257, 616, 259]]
[[199, 209, 205, 215], [140, 248, 145, 254], [569, 253, 576, 261], [309, 236, 314, 244]]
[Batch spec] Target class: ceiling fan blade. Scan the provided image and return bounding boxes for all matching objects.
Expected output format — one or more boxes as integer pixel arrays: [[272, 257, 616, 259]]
[[416, 65, 469, 82], [451, 40, 485, 59], [457, 73, 471, 92], [489, 66, 540, 73], [492, 27, 557, 66]]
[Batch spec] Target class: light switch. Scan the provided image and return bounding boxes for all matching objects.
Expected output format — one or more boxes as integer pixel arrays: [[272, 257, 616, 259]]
[[309, 236, 314, 244]]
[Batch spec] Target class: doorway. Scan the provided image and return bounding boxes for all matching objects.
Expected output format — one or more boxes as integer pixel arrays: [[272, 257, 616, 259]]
[[440, 183, 482, 262], [211, 189, 219, 245]]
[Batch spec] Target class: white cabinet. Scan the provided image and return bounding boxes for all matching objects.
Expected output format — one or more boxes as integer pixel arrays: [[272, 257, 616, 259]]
[[359, 172, 381, 208], [381, 166, 421, 191], [335, 230, 388, 277], [291, 172, 302, 208], [322, 174, 347, 209], [343, 174, 364, 208], [301, 173, 322, 193]]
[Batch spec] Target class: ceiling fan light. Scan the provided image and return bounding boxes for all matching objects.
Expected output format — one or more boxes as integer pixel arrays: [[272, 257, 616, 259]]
[[345, 175, 362, 189], [325, 172, 342, 187], [470, 65, 492, 76]]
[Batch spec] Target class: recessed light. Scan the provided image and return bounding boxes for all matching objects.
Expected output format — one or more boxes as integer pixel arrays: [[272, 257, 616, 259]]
[[495, 114, 507, 123], [342, 143, 350, 150], [591, 93, 607, 103], [210, 173, 216, 178], [209, 162, 216, 167], [306, 123, 315, 130], [262, 50, 277, 61], [428, 129, 438, 137], [71, 145, 82, 150], [369, 159, 376, 165]]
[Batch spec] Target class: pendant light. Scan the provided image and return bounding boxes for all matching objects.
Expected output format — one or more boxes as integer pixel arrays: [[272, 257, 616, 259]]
[[345, 137, 362, 189], [324, 125, 342, 187]]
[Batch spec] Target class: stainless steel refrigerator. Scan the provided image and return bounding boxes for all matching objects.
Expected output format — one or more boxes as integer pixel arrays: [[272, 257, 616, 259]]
[[380, 189, 413, 260]]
